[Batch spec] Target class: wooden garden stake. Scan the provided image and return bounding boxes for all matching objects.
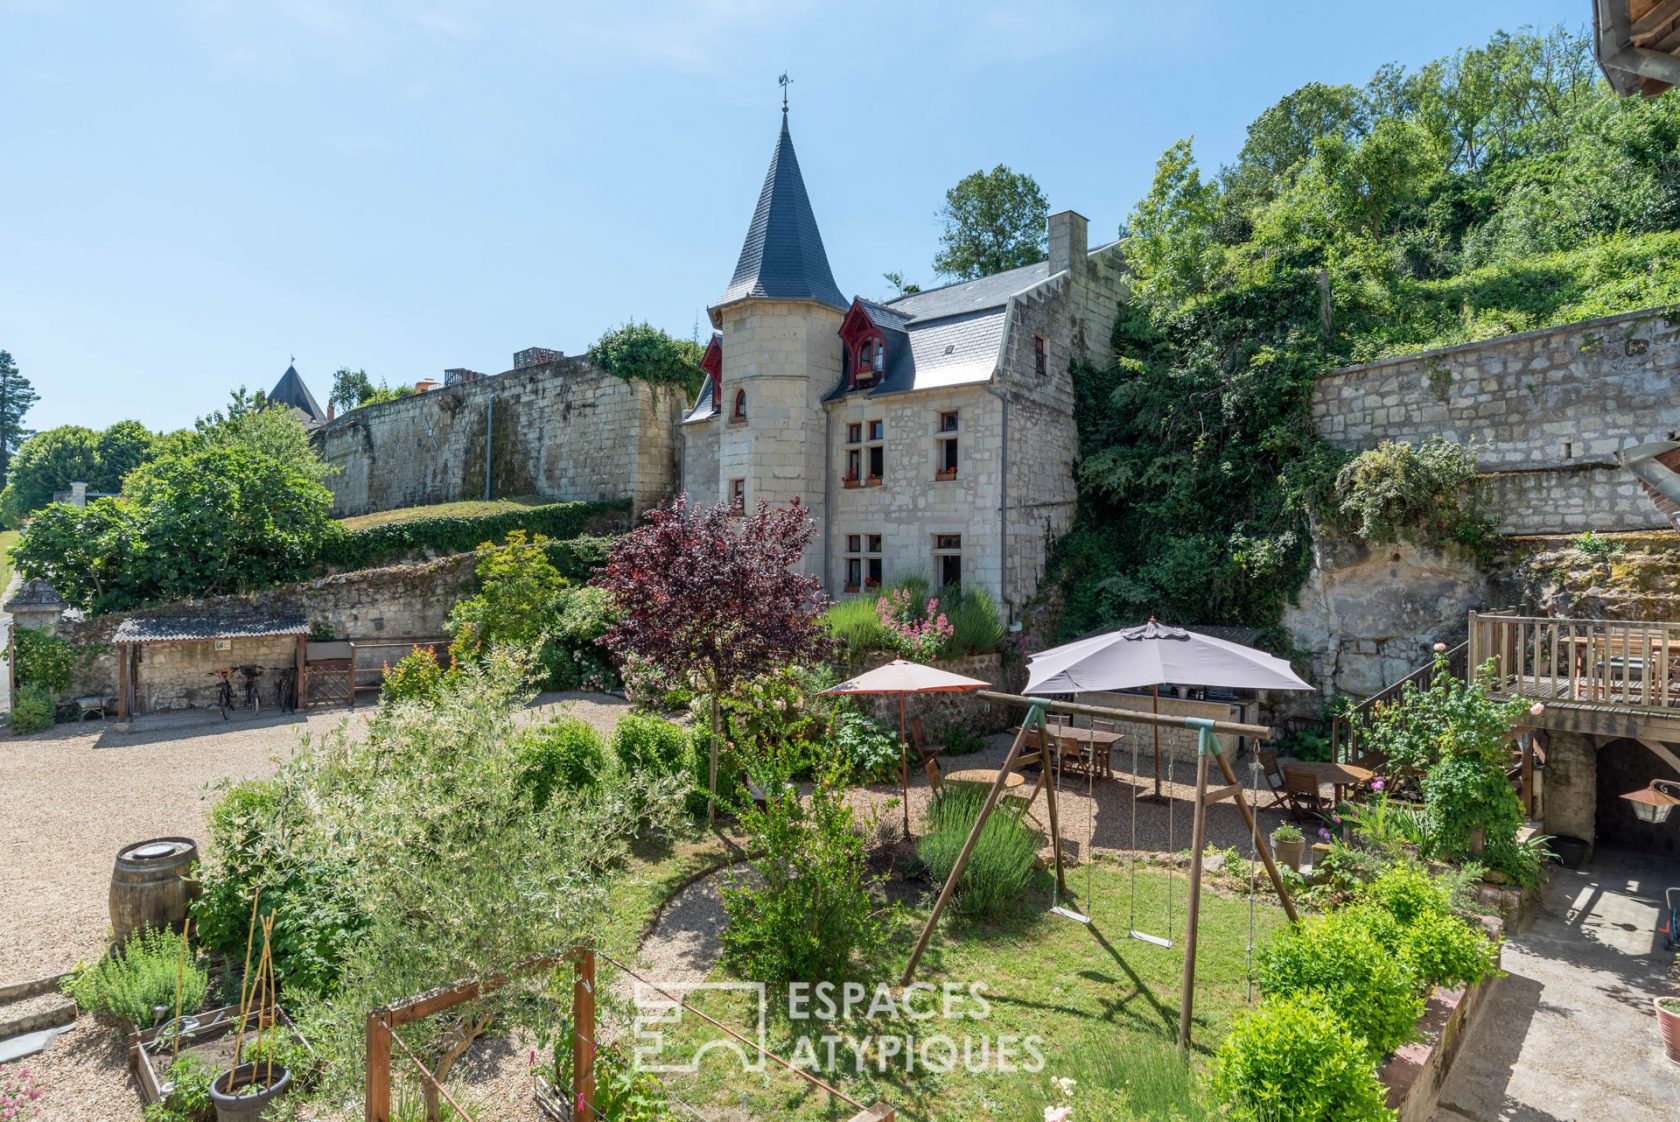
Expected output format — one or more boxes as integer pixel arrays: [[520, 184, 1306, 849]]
[[573, 950, 597, 1122], [172, 926, 189, 1062]]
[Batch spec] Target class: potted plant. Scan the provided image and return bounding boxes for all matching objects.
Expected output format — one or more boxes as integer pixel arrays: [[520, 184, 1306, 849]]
[[842, 472, 861, 489], [1657, 996, 1680, 1065], [935, 467, 957, 482], [1270, 823, 1305, 871], [212, 911, 290, 1121]]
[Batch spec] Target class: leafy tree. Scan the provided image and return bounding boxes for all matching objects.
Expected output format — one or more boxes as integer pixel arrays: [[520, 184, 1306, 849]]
[[328, 367, 411, 412], [188, 388, 337, 482], [587, 321, 704, 396], [328, 367, 374, 412], [0, 351, 39, 478], [1124, 139, 1227, 307], [597, 495, 830, 817], [7, 425, 99, 514], [447, 531, 568, 665], [120, 444, 339, 602], [92, 420, 157, 492], [882, 270, 921, 296], [932, 165, 1049, 280], [9, 498, 140, 612]]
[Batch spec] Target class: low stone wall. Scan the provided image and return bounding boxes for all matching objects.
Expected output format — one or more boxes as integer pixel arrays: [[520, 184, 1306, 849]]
[[843, 654, 1019, 737], [1380, 921, 1504, 1122], [63, 554, 477, 711]]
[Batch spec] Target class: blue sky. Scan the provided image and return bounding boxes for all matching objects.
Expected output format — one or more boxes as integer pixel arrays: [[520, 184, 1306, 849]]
[[3, 0, 1583, 432]]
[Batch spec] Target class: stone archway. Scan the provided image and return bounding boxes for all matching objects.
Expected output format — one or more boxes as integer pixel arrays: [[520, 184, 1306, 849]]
[[1594, 737, 1680, 856]]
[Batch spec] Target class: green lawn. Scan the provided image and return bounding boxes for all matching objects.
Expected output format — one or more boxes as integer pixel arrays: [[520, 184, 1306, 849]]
[[593, 850, 1284, 1122], [337, 494, 550, 531], [0, 529, 19, 592]]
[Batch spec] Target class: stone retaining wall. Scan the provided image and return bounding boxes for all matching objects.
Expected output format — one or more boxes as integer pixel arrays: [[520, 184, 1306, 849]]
[[1313, 307, 1680, 533], [1381, 921, 1504, 1122], [63, 554, 477, 711]]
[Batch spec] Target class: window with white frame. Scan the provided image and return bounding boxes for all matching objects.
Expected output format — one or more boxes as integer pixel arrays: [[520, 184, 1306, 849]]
[[933, 532, 962, 592], [866, 419, 884, 484], [844, 532, 884, 591], [729, 478, 746, 513], [936, 411, 959, 479]]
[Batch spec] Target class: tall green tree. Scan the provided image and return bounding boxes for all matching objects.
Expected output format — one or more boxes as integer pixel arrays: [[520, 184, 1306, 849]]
[[189, 388, 337, 482], [6, 425, 99, 514], [932, 165, 1049, 280], [92, 420, 157, 492], [0, 351, 39, 479], [328, 367, 375, 412]]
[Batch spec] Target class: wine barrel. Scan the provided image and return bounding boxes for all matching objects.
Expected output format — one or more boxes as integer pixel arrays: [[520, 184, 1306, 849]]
[[109, 837, 201, 946]]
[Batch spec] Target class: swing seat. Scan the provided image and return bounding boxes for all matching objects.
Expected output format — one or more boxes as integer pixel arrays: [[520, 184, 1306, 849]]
[[1129, 930, 1173, 948], [1051, 905, 1092, 924]]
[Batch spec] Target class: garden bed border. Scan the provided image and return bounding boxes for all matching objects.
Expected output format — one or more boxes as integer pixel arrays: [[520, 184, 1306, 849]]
[[1379, 917, 1504, 1122]]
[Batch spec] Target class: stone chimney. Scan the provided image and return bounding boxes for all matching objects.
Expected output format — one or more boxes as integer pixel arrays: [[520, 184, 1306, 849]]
[[1048, 210, 1088, 277], [326, 404, 335, 422]]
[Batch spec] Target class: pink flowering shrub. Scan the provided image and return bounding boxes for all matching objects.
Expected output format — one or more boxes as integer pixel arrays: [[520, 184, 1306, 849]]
[[0, 1065, 42, 1121], [875, 588, 954, 660]]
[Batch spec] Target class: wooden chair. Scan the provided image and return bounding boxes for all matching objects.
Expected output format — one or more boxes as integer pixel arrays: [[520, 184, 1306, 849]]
[[1255, 749, 1288, 809], [908, 718, 945, 793], [1281, 767, 1327, 820]]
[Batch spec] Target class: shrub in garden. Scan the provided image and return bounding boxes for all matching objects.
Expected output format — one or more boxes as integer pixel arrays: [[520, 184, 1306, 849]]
[[613, 712, 693, 776], [9, 684, 56, 735], [320, 499, 626, 572], [546, 583, 619, 690], [380, 645, 448, 704], [142, 1054, 215, 1122], [828, 705, 901, 783], [191, 779, 366, 997], [720, 746, 887, 984], [63, 927, 207, 1028], [1394, 908, 1500, 992], [1255, 907, 1424, 1058], [11, 627, 78, 693], [1211, 992, 1396, 1122], [516, 715, 608, 805], [916, 785, 1039, 920]]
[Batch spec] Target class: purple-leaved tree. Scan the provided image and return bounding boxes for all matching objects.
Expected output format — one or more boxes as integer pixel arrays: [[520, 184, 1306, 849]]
[[598, 494, 830, 818]]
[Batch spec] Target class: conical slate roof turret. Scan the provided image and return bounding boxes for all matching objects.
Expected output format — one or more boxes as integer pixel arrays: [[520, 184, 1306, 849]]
[[268, 363, 327, 426], [714, 113, 845, 313]]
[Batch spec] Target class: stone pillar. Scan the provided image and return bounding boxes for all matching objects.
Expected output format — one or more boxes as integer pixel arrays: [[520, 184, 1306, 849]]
[[1048, 210, 1088, 277], [1540, 730, 1598, 851], [4, 578, 67, 633], [68, 481, 88, 507]]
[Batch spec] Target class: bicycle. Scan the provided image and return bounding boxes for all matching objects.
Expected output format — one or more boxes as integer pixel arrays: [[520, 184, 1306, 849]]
[[212, 669, 235, 720], [275, 669, 295, 714], [239, 666, 263, 715]]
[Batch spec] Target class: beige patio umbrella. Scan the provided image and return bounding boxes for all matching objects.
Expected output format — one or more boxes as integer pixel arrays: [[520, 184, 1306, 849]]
[[819, 659, 990, 837]]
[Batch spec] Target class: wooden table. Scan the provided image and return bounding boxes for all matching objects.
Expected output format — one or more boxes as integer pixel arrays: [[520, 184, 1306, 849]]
[[1010, 725, 1123, 779], [1282, 760, 1374, 804]]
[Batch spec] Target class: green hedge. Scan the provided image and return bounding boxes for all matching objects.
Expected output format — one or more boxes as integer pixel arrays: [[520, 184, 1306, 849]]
[[321, 500, 629, 571]]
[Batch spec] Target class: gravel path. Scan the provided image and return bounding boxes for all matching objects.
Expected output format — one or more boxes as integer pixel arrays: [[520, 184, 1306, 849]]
[[843, 732, 1294, 861]]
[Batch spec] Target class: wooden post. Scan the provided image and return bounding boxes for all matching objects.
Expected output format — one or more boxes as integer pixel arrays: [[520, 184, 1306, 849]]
[[846, 1106, 895, 1122], [1151, 683, 1162, 799], [573, 948, 596, 1122], [898, 695, 910, 840], [116, 642, 129, 721], [347, 641, 357, 710], [365, 1010, 391, 1122], [1042, 718, 1067, 897], [295, 634, 307, 710], [1211, 746, 1298, 925], [1178, 743, 1212, 1050], [901, 709, 1045, 985]]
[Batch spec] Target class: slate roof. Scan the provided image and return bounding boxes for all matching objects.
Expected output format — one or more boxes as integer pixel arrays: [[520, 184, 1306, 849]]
[[113, 614, 309, 644], [884, 260, 1051, 322], [268, 365, 328, 426], [5, 578, 66, 611], [684, 374, 719, 423], [714, 114, 846, 312]]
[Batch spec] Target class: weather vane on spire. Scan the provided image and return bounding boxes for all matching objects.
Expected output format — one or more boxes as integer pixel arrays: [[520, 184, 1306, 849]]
[[778, 72, 792, 114]]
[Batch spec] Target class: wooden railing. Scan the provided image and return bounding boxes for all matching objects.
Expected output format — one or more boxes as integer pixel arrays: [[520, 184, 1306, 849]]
[[1470, 610, 1680, 710], [1332, 640, 1469, 764]]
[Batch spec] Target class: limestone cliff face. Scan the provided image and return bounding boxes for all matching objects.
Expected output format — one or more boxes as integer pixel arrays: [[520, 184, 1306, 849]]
[[1283, 531, 1488, 698]]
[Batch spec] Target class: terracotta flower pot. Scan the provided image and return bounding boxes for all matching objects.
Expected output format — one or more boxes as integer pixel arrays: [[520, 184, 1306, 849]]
[[1656, 998, 1680, 1065]]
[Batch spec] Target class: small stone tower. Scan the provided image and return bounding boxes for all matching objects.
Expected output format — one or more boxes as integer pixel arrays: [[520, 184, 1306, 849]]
[[709, 109, 847, 573]]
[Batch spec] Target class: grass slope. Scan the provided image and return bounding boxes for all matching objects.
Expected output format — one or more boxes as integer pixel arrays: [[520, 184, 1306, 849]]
[[337, 495, 550, 531]]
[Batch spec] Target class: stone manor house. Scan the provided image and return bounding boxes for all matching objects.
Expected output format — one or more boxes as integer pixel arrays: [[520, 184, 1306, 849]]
[[681, 111, 1127, 620]]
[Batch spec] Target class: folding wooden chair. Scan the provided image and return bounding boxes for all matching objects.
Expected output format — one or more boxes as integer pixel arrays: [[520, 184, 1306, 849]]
[[908, 717, 945, 793], [1282, 766, 1327, 821], [1256, 748, 1289, 809]]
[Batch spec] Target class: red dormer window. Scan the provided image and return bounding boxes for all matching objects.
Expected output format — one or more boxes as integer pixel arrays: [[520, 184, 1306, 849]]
[[839, 299, 889, 391], [699, 333, 723, 412]]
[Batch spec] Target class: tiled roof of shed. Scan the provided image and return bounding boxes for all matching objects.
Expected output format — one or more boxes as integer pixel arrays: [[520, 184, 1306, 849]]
[[113, 614, 309, 644], [714, 115, 846, 312]]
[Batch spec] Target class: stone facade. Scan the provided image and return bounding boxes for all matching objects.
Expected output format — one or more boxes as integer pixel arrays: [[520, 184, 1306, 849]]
[[1312, 307, 1680, 534], [315, 354, 685, 519], [64, 554, 478, 710]]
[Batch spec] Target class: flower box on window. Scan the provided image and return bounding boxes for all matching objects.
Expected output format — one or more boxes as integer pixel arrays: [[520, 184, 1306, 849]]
[[935, 468, 958, 482], [864, 474, 882, 487], [843, 475, 861, 489], [843, 584, 861, 594]]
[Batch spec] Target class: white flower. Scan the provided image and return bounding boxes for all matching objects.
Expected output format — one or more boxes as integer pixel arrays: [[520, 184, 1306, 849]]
[[1052, 1077, 1077, 1097]]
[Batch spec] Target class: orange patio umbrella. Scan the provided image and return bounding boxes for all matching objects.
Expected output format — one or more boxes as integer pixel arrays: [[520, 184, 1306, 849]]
[[819, 658, 991, 837]]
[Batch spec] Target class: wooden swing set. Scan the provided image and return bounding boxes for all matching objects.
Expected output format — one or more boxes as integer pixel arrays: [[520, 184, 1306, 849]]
[[900, 691, 1300, 1049]]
